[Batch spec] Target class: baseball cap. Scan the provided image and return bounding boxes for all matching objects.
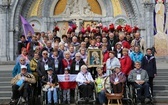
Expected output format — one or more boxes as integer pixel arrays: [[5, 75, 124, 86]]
[[21, 65, 27, 69]]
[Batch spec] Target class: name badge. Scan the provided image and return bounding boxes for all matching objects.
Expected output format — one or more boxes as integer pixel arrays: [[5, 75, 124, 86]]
[[97, 84, 102, 89], [136, 74, 141, 80], [117, 53, 121, 58], [111, 47, 114, 51], [55, 63, 58, 69], [33, 45, 36, 50], [115, 77, 119, 82], [44, 64, 49, 70], [75, 65, 79, 71]]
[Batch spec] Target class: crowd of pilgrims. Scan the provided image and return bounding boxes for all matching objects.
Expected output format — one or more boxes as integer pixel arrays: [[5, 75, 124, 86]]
[[12, 23, 157, 104]]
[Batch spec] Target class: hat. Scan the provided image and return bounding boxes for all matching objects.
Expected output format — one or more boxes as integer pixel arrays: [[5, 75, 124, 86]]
[[47, 67, 53, 71], [112, 66, 120, 70], [115, 42, 122, 46], [21, 65, 27, 69]]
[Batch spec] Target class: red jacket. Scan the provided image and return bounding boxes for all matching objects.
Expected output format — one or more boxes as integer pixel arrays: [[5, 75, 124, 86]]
[[61, 59, 73, 74], [120, 55, 132, 75], [103, 51, 109, 72]]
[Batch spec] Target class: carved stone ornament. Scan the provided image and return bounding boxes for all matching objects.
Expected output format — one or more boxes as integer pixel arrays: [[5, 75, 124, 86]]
[[61, 0, 101, 17]]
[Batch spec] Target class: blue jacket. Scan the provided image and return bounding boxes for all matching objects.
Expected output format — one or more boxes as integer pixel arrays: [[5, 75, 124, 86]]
[[12, 63, 31, 77], [130, 51, 144, 63]]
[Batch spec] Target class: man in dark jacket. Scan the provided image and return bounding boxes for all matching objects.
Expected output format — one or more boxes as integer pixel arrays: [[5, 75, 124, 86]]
[[141, 48, 157, 95], [18, 35, 28, 55], [37, 50, 55, 78], [70, 52, 85, 74]]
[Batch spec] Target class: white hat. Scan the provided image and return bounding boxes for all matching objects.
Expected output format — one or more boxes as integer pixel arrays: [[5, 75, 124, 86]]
[[21, 65, 27, 69]]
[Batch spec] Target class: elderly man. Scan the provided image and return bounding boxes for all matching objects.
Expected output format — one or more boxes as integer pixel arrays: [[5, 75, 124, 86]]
[[131, 32, 146, 53], [10, 65, 36, 104], [76, 65, 94, 100], [128, 61, 151, 104], [70, 52, 85, 74]]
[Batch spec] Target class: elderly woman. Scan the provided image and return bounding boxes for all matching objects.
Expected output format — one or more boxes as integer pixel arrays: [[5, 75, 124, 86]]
[[130, 46, 144, 64], [95, 67, 106, 105], [110, 67, 126, 93], [61, 51, 73, 74], [13, 57, 31, 77], [70, 52, 85, 74], [16, 48, 30, 64], [106, 51, 121, 76], [120, 48, 132, 76], [76, 65, 94, 100]]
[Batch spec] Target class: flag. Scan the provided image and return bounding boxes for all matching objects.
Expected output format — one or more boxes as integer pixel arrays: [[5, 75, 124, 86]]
[[57, 74, 77, 89], [20, 15, 34, 37]]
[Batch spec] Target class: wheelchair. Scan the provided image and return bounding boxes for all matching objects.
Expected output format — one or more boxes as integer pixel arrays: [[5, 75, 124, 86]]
[[74, 83, 97, 105], [10, 83, 35, 105], [40, 85, 61, 105], [128, 82, 153, 105], [104, 75, 133, 105]]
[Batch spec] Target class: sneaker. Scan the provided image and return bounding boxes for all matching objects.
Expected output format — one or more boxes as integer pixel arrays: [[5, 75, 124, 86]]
[[21, 97, 26, 103], [9, 99, 16, 104], [145, 98, 151, 103]]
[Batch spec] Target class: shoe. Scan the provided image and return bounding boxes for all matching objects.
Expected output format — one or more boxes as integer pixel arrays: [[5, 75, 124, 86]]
[[137, 102, 141, 105], [145, 98, 151, 103], [67, 101, 70, 104], [80, 97, 84, 100], [21, 97, 26, 103], [54, 103, 58, 105], [9, 99, 16, 104]]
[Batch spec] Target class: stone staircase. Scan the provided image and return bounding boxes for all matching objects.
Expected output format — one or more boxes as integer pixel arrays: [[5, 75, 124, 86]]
[[153, 69, 168, 103], [0, 65, 168, 104]]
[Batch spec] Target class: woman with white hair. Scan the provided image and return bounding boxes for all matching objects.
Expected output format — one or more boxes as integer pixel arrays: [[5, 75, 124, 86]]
[[76, 65, 94, 100], [61, 51, 73, 74], [70, 52, 85, 74]]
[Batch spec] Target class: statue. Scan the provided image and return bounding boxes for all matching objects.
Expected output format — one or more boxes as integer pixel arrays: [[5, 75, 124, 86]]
[[155, 0, 165, 34], [154, 0, 168, 56], [62, 0, 100, 17]]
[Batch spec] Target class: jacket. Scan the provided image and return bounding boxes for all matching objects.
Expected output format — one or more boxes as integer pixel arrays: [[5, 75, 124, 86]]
[[131, 38, 146, 53], [76, 71, 94, 86], [41, 74, 58, 86], [11, 73, 36, 85], [130, 51, 144, 63], [12, 63, 31, 77], [141, 55, 157, 77], [120, 55, 132, 75], [37, 58, 55, 77], [102, 50, 109, 72], [110, 72, 126, 84], [61, 58, 73, 74], [128, 68, 149, 82], [106, 57, 121, 70], [70, 59, 85, 74], [30, 58, 38, 80]]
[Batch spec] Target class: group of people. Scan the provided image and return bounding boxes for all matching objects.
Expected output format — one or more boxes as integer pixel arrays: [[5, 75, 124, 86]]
[[10, 23, 157, 105]]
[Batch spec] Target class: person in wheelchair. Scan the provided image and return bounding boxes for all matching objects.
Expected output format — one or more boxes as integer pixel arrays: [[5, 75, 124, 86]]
[[42, 67, 58, 105], [76, 65, 94, 101], [128, 61, 151, 104], [10, 65, 36, 104], [110, 66, 126, 93]]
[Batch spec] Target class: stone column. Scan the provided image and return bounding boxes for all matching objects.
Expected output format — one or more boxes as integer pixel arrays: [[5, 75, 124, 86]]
[[144, 3, 155, 48], [0, 6, 7, 61]]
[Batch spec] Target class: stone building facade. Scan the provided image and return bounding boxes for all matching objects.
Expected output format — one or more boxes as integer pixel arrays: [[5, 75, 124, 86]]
[[0, 0, 166, 61]]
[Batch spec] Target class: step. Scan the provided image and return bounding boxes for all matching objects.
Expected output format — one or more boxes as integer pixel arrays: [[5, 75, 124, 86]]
[[0, 77, 12, 81], [154, 80, 168, 85], [155, 76, 168, 80], [157, 69, 168, 72], [0, 81, 11, 86], [153, 90, 168, 96], [153, 96, 168, 103], [0, 73, 12, 77], [0, 91, 12, 97], [0, 86, 12, 91], [153, 85, 168, 90]]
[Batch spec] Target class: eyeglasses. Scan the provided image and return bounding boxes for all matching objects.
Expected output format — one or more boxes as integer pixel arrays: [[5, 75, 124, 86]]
[[20, 60, 25, 61], [43, 53, 48, 55]]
